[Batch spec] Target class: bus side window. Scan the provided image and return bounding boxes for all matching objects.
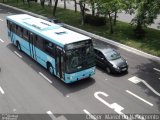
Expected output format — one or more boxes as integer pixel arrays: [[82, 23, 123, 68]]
[[35, 36, 44, 51], [23, 29, 29, 41], [7, 20, 10, 29], [44, 40, 55, 57], [12, 23, 17, 33], [7, 20, 12, 36], [17, 26, 23, 37]]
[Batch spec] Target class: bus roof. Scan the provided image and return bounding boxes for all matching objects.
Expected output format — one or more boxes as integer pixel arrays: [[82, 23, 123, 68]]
[[6, 14, 91, 47]]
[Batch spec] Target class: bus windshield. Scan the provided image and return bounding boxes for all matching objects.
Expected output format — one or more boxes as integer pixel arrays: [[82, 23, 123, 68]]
[[65, 41, 95, 73]]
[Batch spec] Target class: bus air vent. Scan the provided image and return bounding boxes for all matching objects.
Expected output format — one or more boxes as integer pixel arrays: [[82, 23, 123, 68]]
[[40, 22, 51, 26], [55, 31, 66, 35]]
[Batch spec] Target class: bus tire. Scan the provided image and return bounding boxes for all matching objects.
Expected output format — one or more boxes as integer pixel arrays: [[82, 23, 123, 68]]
[[47, 63, 54, 75], [16, 41, 21, 51]]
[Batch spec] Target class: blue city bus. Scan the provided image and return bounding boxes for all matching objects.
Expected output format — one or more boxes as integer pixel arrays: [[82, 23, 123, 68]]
[[6, 14, 95, 83]]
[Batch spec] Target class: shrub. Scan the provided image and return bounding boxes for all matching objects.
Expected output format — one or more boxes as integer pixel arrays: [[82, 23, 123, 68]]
[[84, 14, 106, 26]]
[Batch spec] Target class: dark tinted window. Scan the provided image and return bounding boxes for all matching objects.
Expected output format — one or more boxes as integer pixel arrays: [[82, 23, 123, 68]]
[[44, 40, 55, 57], [7, 20, 11, 30], [104, 50, 121, 60], [94, 49, 98, 54], [98, 51, 104, 58], [23, 29, 29, 41], [95, 49, 104, 58], [17, 26, 23, 37], [35, 36, 44, 50], [12, 23, 17, 33]]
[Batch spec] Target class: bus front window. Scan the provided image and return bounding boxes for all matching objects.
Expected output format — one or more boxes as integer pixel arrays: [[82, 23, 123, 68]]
[[66, 45, 95, 73]]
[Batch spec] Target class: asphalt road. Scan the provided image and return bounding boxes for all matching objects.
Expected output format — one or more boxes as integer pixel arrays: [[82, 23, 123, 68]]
[[0, 5, 160, 120]]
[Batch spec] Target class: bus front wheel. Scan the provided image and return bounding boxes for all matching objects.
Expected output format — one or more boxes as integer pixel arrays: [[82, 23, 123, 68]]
[[48, 63, 54, 75], [16, 41, 21, 51]]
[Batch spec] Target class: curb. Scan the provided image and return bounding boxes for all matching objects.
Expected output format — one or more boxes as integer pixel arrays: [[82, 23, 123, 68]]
[[1, 3, 160, 62]]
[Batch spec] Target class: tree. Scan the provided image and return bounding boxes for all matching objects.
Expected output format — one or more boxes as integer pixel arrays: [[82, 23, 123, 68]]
[[131, 0, 160, 38], [53, 0, 59, 16], [27, 0, 31, 7], [122, 0, 135, 15], [22, 0, 25, 5], [87, 0, 96, 16], [79, 0, 87, 25], [96, 0, 125, 33], [48, 0, 52, 7], [74, 0, 78, 12], [40, 0, 45, 8], [64, 0, 67, 9]]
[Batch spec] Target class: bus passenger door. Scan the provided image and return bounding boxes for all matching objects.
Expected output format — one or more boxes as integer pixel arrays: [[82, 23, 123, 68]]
[[29, 32, 36, 60], [56, 47, 64, 80]]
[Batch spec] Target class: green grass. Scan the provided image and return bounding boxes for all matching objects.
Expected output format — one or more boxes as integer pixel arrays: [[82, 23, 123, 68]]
[[1, 0, 160, 57]]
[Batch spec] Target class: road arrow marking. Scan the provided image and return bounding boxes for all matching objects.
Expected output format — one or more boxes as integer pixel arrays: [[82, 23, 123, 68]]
[[128, 76, 141, 84], [128, 76, 160, 97], [94, 91, 131, 120]]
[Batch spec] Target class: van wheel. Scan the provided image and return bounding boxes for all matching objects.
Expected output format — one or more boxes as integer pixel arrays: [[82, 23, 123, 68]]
[[106, 67, 111, 74], [48, 64, 54, 75], [16, 41, 21, 51]]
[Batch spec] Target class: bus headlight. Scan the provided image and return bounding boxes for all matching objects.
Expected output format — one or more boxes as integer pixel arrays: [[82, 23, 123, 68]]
[[91, 68, 96, 74], [67, 76, 73, 80]]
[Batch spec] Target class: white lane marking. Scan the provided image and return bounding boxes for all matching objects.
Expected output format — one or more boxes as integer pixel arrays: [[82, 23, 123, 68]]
[[128, 76, 160, 97], [94, 92, 131, 120], [126, 90, 153, 106], [128, 76, 141, 84], [0, 86, 5, 94], [153, 68, 160, 72], [83, 109, 97, 120], [0, 19, 3, 21], [66, 95, 69, 97], [47, 111, 67, 120], [46, 111, 56, 119], [0, 38, 4, 43], [39, 72, 52, 84], [14, 51, 22, 58], [13, 109, 16, 112], [141, 79, 160, 97]]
